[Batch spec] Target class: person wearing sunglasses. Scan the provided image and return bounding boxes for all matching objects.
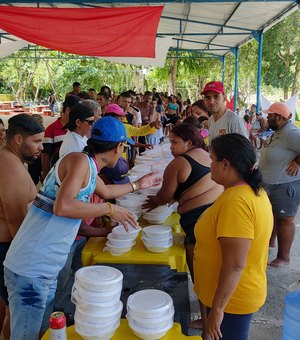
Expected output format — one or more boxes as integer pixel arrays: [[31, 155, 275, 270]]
[[59, 103, 95, 158]]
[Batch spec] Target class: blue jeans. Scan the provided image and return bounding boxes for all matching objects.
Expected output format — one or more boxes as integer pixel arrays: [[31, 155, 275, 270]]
[[207, 308, 253, 340], [4, 267, 57, 340]]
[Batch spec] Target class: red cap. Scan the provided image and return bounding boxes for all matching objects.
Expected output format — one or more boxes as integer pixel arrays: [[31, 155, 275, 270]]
[[49, 312, 66, 329], [201, 81, 224, 95]]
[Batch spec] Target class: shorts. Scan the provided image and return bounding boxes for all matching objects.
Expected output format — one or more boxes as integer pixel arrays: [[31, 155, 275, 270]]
[[0, 242, 11, 305], [266, 179, 300, 217], [180, 204, 212, 245], [207, 307, 253, 340]]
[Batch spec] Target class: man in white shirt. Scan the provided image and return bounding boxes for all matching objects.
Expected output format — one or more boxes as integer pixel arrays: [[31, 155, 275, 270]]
[[201, 81, 248, 143]]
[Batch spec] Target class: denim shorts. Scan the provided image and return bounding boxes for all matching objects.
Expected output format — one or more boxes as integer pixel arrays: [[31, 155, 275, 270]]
[[207, 307, 253, 340], [0, 242, 10, 305], [4, 267, 57, 340], [266, 179, 300, 217]]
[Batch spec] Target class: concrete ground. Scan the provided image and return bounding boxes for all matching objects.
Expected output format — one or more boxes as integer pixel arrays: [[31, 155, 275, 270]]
[[188, 209, 300, 340]]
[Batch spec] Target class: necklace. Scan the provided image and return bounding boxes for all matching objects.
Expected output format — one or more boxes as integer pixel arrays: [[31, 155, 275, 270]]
[[3, 145, 24, 164]]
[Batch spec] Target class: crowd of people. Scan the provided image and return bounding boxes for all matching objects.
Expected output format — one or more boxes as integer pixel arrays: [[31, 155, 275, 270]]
[[0, 80, 299, 340]]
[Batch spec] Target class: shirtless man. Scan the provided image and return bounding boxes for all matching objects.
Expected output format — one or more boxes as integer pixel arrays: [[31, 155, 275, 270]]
[[0, 114, 44, 339]]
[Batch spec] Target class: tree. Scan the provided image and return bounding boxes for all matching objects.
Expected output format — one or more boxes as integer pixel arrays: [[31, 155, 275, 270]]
[[262, 10, 300, 99]]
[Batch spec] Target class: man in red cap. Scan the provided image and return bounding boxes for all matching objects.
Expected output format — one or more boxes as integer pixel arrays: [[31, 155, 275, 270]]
[[259, 102, 300, 267], [201, 81, 248, 143]]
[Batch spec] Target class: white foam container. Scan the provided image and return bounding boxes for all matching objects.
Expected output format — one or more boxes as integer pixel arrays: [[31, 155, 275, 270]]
[[128, 318, 174, 340], [107, 233, 136, 247], [143, 217, 166, 225], [142, 226, 172, 239], [71, 290, 122, 314], [127, 290, 174, 319], [75, 266, 123, 293], [143, 240, 172, 253], [75, 318, 120, 340], [142, 236, 173, 248], [75, 300, 123, 324], [72, 282, 121, 304], [112, 225, 141, 240], [105, 241, 134, 254], [127, 306, 175, 329]]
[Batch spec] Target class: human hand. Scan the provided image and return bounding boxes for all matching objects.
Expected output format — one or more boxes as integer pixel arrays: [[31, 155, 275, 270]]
[[286, 160, 299, 176], [109, 205, 138, 232], [205, 308, 224, 340], [142, 195, 159, 211], [150, 119, 162, 129], [137, 171, 162, 189], [145, 144, 154, 150]]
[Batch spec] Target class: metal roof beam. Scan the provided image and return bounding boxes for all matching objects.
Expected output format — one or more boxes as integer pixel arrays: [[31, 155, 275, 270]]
[[161, 15, 253, 33], [158, 32, 252, 36], [0, 0, 297, 2], [171, 37, 233, 49]]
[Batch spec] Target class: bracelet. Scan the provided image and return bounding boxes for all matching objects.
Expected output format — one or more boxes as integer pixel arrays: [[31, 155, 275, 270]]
[[106, 202, 113, 217], [130, 181, 138, 193]]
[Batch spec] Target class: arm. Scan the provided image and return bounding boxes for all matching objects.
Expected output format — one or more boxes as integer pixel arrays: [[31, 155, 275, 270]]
[[1, 168, 37, 237], [53, 154, 137, 229], [41, 152, 51, 179], [287, 154, 300, 176], [205, 237, 251, 340], [95, 171, 161, 199], [143, 160, 181, 210], [125, 123, 156, 137], [78, 220, 112, 237]]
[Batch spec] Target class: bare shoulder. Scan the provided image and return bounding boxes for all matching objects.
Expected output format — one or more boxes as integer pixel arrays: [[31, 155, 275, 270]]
[[186, 148, 211, 167]]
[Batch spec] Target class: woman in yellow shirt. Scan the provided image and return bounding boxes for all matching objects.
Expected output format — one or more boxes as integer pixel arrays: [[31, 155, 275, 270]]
[[193, 133, 273, 340]]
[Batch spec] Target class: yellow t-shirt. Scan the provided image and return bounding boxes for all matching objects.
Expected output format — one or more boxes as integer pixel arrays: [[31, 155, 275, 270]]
[[193, 185, 273, 314]]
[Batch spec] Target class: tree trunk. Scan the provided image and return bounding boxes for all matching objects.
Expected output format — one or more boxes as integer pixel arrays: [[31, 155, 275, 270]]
[[34, 84, 40, 103], [291, 60, 300, 96], [168, 56, 177, 95], [283, 87, 289, 100]]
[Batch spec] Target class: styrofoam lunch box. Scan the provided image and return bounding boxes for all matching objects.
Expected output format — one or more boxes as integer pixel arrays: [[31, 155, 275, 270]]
[[107, 233, 136, 247], [105, 241, 135, 254], [112, 225, 141, 240], [142, 236, 173, 248], [128, 318, 174, 340], [71, 290, 121, 314], [75, 318, 120, 340], [75, 266, 123, 293], [142, 226, 172, 239], [72, 282, 121, 304], [127, 289, 174, 319], [75, 300, 123, 325]]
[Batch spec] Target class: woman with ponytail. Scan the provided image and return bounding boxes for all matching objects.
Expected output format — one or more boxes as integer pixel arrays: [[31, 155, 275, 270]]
[[193, 133, 273, 340]]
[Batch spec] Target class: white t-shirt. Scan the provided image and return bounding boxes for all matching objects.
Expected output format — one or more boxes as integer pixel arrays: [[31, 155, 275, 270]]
[[59, 130, 88, 157], [208, 110, 248, 144], [132, 108, 142, 126]]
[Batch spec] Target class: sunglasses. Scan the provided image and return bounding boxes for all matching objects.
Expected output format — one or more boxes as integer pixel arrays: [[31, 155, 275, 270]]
[[83, 119, 94, 126]]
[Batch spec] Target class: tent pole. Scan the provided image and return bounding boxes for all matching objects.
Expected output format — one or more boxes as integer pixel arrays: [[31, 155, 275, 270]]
[[233, 47, 239, 112], [256, 31, 263, 112], [221, 56, 225, 83]]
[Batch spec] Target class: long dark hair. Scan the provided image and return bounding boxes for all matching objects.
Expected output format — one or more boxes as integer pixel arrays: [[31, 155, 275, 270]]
[[171, 123, 208, 152], [211, 133, 263, 195]]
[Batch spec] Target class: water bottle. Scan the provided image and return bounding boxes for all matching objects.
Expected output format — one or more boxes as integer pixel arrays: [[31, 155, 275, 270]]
[[282, 290, 300, 340], [50, 311, 67, 340]]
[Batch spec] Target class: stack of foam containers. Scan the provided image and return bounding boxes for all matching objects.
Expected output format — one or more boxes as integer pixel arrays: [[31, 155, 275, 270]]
[[71, 266, 123, 340], [142, 226, 173, 253], [126, 289, 175, 340]]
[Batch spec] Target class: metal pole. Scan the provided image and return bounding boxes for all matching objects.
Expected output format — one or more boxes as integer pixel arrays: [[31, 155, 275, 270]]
[[221, 56, 225, 84], [234, 47, 239, 112], [256, 31, 263, 112]]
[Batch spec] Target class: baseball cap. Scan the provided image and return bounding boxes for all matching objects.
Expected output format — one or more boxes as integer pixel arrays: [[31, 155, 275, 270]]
[[63, 104, 94, 129], [201, 81, 224, 95], [91, 116, 134, 145], [105, 104, 126, 116], [262, 102, 291, 119], [63, 95, 81, 110]]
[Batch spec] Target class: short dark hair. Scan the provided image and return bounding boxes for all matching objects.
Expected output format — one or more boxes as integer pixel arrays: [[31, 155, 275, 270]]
[[6, 114, 44, 140], [73, 82, 81, 87], [119, 91, 131, 99], [97, 92, 110, 101], [171, 123, 207, 151], [144, 91, 152, 97], [89, 88, 95, 92], [183, 116, 202, 129], [84, 139, 119, 156], [211, 133, 263, 195], [100, 85, 112, 96]]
